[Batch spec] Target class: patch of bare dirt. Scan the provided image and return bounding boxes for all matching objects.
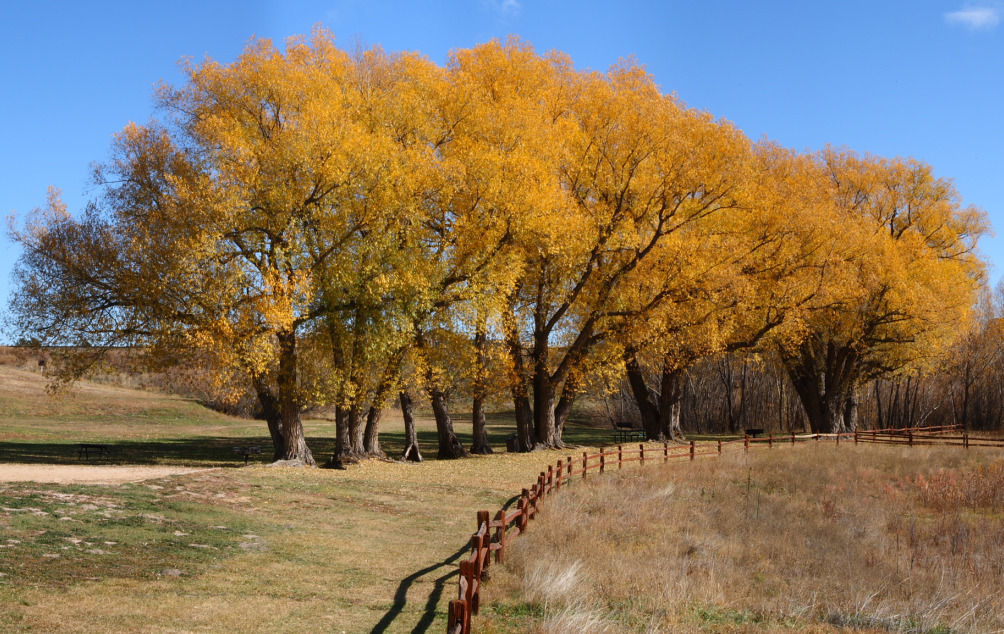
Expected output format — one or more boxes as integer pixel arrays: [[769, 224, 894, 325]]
[[0, 464, 213, 484]]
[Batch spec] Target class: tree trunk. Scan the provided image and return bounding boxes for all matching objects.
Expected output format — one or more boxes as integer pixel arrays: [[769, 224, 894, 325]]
[[659, 365, 685, 442], [470, 323, 492, 455], [363, 350, 403, 458], [624, 347, 661, 439], [429, 386, 468, 459], [843, 390, 859, 432], [504, 303, 535, 452], [363, 406, 385, 457], [782, 336, 859, 435], [533, 371, 562, 448], [471, 395, 492, 455], [252, 374, 284, 462], [349, 404, 364, 454], [554, 385, 577, 439], [274, 329, 314, 466], [330, 405, 354, 468], [399, 390, 422, 462]]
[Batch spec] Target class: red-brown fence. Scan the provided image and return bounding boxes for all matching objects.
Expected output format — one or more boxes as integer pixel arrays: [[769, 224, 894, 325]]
[[445, 424, 1001, 634]]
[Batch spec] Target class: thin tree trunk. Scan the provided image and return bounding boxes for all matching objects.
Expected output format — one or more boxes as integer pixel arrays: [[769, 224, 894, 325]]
[[504, 298, 535, 452], [470, 323, 492, 454], [399, 390, 422, 462]]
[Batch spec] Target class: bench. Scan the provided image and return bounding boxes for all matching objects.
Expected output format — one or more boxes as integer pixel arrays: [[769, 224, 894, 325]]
[[744, 428, 765, 438], [613, 422, 646, 443], [233, 446, 262, 465], [78, 443, 110, 461]]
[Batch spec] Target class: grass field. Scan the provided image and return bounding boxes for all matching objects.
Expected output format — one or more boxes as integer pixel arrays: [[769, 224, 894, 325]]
[[0, 364, 622, 632], [475, 443, 1004, 633], [5, 363, 1001, 632]]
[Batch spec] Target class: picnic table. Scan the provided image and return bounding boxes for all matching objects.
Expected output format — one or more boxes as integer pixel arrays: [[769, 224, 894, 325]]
[[77, 443, 110, 461], [613, 422, 646, 443], [233, 446, 262, 465]]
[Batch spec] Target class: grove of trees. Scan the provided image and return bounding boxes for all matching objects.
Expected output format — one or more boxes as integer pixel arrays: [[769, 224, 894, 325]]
[[7, 31, 990, 465]]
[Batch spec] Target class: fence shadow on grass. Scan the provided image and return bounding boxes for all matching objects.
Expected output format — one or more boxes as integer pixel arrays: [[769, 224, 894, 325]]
[[371, 493, 522, 634]]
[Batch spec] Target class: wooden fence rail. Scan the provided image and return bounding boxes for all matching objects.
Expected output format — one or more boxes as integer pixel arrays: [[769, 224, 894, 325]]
[[446, 423, 999, 634]]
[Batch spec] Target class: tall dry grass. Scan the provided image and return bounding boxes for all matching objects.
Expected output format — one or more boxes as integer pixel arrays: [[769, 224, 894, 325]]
[[477, 444, 1004, 633]]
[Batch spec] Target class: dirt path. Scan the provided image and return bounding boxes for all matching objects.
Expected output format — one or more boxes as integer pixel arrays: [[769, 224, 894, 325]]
[[0, 464, 213, 484]]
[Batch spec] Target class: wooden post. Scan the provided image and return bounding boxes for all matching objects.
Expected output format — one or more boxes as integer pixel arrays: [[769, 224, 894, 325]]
[[460, 559, 478, 618], [520, 490, 530, 531], [556, 460, 563, 490], [964, 430, 969, 449], [475, 508, 487, 578], [854, 430, 859, 444], [768, 433, 773, 448], [547, 466, 553, 494], [448, 599, 466, 634], [718, 439, 722, 454], [744, 434, 749, 451], [600, 450, 605, 473], [494, 509, 506, 563], [908, 430, 913, 447], [836, 431, 840, 446], [640, 443, 645, 465], [689, 440, 695, 460], [567, 456, 573, 477], [791, 431, 796, 446], [582, 451, 588, 477], [618, 445, 623, 469], [664, 441, 669, 462]]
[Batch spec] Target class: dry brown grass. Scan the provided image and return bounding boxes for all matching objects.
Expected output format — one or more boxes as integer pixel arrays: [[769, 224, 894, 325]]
[[476, 443, 1004, 633]]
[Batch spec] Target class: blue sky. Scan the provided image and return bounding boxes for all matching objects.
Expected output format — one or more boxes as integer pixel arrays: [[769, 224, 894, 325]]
[[2, 1, 1002, 339]]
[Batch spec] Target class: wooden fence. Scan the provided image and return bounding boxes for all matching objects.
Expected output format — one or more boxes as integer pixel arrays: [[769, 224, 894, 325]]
[[445, 424, 1001, 634]]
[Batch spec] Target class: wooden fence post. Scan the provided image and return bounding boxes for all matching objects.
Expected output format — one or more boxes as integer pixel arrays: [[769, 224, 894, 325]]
[[618, 445, 623, 469], [854, 430, 859, 444], [494, 509, 506, 563], [690, 441, 695, 460], [475, 512, 490, 576], [460, 559, 478, 621], [908, 430, 913, 447], [547, 466, 553, 494], [520, 490, 530, 532], [768, 433, 773, 448], [718, 439, 722, 454], [448, 599, 466, 634], [582, 451, 588, 477], [567, 456, 573, 477], [640, 443, 645, 465], [791, 431, 796, 446], [600, 449, 605, 473], [744, 434, 749, 451], [964, 430, 969, 449], [556, 459, 563, 490], [664, 441, 669, 462]]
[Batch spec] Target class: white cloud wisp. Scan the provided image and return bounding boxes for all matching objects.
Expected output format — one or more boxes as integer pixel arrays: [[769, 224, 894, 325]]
[[945, 6, 1001, 30]]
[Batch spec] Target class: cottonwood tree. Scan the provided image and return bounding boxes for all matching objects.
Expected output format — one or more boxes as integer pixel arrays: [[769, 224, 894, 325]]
[[10, 32, 402, 465], [777, 148, 988, 434], [618, 144, 840, 441]]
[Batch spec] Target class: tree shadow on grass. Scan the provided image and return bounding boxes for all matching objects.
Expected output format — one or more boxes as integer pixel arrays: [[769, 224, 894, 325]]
[[0, 437, 323, 468], [372, 493, 522, 633]]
